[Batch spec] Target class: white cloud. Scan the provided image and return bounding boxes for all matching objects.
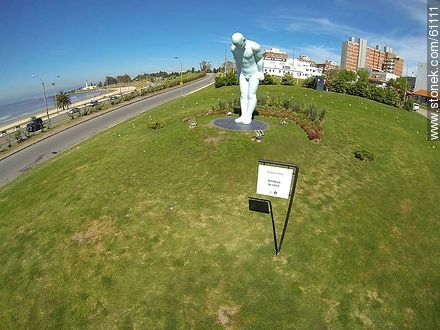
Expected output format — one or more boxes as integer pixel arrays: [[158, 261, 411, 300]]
[[296, 45, 341, 63], [390, 0, 427, 25], [282, 16, 363, 38]]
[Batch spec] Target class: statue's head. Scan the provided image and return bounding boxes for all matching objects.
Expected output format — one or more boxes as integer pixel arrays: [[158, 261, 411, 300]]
[[232, 32, 246, 47]]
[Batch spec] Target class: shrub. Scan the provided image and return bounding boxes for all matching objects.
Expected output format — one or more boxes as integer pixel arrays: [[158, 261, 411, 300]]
[[281, 73, 295, 86], [215, 72, 238, 88], [147, 122, 164, 130], [404, 99, 414, 111], [304, 104, 318, 122], [303, 77, 315, 88], [15, 131, 23, 143], [290, 99, 304, 113], [260, 73, 276, 85], [354, 150, 375, 161]]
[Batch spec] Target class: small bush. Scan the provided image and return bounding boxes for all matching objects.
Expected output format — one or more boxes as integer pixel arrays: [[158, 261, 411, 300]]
[[260, 73, 276, 85], [215, 72, 238, 88], [404, 99, 414, 111], [354, 150, 375, 161], [281, 73, 295, 86], [305, 105, 318, 122], [304, 77, 316, 88], [147, 122, 164, 130], [15, 131, 23, 143]]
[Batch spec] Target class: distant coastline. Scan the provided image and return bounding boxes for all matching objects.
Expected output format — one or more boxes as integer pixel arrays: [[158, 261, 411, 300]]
[[0, 89, 109, 127]]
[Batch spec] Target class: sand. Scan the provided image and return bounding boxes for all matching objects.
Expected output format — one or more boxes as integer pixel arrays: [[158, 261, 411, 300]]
[[0, 86, 136, 133]]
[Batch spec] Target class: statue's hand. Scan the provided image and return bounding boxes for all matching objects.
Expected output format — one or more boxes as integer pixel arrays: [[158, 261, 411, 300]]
[[255, 72, 264, 81]]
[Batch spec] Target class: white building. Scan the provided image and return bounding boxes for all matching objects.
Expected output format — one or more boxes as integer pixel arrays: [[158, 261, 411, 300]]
[[414, 62, 427, 91], [263, 48, 322, 79], [82, 81, 97, 91]]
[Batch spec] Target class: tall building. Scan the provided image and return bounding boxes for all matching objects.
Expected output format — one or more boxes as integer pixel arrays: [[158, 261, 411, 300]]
[[340, 37, 404, 76]]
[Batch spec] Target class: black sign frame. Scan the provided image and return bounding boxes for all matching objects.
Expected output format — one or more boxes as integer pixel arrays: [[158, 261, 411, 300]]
[[249, 159, 300, 255]]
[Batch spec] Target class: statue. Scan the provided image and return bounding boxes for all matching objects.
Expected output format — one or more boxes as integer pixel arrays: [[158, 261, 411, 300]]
[[231, 32, 264, 124]]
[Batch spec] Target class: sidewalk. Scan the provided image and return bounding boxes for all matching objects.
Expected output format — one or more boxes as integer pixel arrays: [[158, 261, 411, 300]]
[[0, 87, 135, 133]]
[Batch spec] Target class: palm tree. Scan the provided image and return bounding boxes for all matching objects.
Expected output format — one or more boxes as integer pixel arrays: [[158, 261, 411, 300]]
[[55, 91, 71, 113]]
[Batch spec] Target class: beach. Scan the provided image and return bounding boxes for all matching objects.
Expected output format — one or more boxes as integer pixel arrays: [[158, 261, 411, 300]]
[[0, 87, 135, 133]]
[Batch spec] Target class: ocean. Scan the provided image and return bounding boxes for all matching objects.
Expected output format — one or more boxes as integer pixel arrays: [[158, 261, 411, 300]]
[[0, 90, 108, 126]]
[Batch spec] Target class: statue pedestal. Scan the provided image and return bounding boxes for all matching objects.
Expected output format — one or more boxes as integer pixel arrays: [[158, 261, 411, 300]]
[[212, 117, 268, 131]]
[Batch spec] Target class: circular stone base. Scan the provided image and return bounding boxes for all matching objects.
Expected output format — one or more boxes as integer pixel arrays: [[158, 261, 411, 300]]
[[212, 117, 269, 131]]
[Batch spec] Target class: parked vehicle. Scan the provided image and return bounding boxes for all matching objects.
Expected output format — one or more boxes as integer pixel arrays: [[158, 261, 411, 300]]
[[109, 95, 121, 101], [413, 103, 420, 111], [26, 118, 44, 132], [88, 100, 98, 107], [68, 107, 81, 118]]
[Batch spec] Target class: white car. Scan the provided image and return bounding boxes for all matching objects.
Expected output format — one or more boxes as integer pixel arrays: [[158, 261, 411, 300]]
[[413, 103, 420, 111]]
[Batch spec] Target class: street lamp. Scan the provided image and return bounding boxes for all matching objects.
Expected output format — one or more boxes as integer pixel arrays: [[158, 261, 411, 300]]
[[33, 74, 50, 128], [174, 56, 183, 98], [51, 75, 61, 114], [51, 74, 60, 86]]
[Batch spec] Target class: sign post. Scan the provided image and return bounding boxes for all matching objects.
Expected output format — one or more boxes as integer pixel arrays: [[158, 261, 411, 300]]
[[249, 159, 299, 255]]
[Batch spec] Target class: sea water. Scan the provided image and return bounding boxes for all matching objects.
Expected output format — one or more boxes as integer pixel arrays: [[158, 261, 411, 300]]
[[0, 90, 108, 126]]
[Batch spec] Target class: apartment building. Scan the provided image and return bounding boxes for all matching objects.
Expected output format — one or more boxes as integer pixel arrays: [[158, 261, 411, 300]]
[[263, 48, 322, 79], [340, 37, 404, 76]]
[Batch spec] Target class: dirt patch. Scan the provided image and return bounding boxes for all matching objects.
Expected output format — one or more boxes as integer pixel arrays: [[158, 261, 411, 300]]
[[218, 305, 241, 328], [353, 309, 373, 327], [72, 217, 114, 245], [324, 299, 340, 323], [391, 226, 402, 238], [405, 307, 415, 322], [272, 255, 288, 265], [204, 136, 225, 145], [400, 199, 412, 216]]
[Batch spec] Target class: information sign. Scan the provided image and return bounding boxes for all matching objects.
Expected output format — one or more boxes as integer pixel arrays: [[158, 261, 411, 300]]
[[256, 164, 293, 199]]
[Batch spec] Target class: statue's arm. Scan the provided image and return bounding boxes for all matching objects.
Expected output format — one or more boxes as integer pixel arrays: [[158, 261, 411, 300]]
[[252, 42, 264, 80], [252, 43, 264, 74], [231, 45, 242, 76]]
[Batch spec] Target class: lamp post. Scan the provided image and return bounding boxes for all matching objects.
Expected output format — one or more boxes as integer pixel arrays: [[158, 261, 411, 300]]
[[174, 56, 183, 98], [51, 75, 60, 113], [33, 74, 50, 128]]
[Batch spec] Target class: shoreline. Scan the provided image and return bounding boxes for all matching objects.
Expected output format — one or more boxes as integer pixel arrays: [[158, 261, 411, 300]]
[[0, 87, 134, 133]]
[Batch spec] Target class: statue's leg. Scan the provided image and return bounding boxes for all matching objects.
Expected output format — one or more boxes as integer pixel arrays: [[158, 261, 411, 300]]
[[235, 73, 248, 123], [242, 74, 260, 125]]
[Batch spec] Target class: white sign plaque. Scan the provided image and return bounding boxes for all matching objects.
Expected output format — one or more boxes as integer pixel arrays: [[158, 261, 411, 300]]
[[256, 164, 293, 199]]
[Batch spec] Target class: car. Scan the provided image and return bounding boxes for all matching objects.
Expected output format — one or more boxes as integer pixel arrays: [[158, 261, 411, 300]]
[[68, 107, 81, 118], [109, 95, 121, 101], [413, 103, 420, 111], [88, 100, 98, 107], [26, 118, 44, 132]]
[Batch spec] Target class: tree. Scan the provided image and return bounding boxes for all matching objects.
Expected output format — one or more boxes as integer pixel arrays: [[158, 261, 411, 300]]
[[105, 76, 118, 86], [387, 77, 408, 104], [117, 74, 131, 83], [200, 60, 211, 72], [55, 91, 71, 112], [356, 68, 370, 82], [327, 69, 357, 93]]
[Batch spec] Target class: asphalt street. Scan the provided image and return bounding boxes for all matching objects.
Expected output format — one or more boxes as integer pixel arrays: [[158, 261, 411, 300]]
[[0, 75, 214, 187]]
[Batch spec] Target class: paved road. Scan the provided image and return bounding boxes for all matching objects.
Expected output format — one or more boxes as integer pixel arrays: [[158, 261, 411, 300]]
[[0, 75, 214, 187]]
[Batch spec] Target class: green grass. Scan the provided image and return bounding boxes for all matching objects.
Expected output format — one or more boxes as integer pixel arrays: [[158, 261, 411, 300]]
[[0, 85, 439, 328]]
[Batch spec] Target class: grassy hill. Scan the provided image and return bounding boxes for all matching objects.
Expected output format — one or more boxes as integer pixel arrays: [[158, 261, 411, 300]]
[[0, 85, 438, 328]]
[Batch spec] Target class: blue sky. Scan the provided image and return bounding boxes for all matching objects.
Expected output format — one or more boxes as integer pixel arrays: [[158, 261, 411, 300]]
[[0, 0, 426, 101]]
